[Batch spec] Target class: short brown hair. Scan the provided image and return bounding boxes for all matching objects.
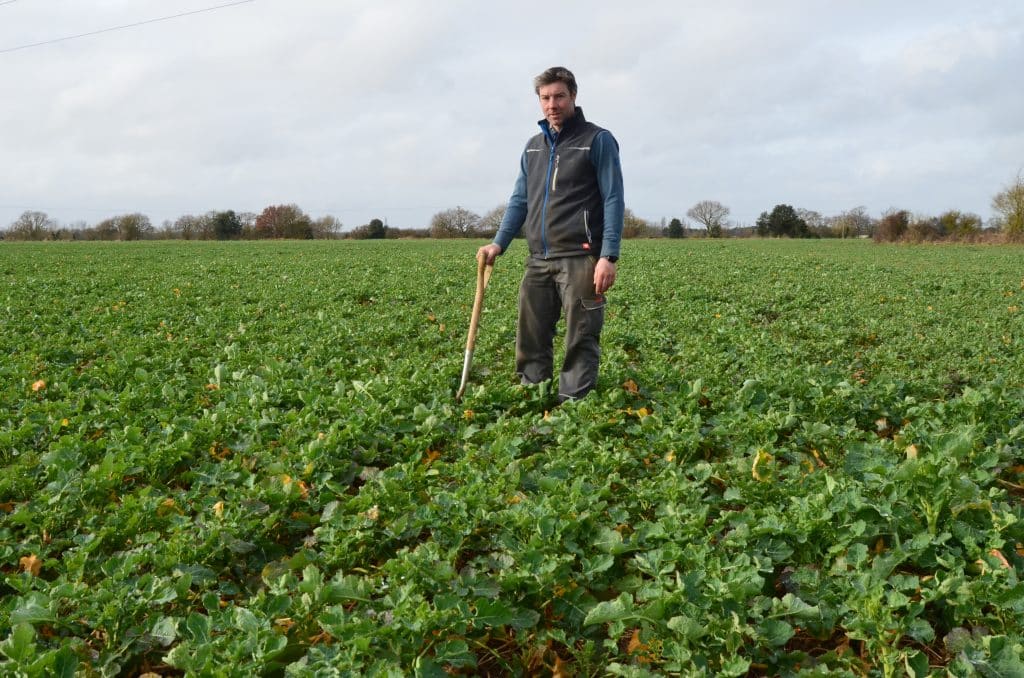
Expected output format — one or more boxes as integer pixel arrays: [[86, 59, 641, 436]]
[[534, 66, 577, 96]]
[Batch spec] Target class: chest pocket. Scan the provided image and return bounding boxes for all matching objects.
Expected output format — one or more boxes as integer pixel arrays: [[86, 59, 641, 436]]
[[552, 146, 593, 192]]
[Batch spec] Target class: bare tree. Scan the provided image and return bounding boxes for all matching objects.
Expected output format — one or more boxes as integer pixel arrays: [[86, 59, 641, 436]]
[[313, 215, 344, 239], [237, 212, 258, 238], [476, 204, 506, 238], [832, 206, 872, 239], [874, 209, 910, 243], [797, 208, 827, 236], [429, 206, 480, 238], [622, 208, 657, 238], [687, 200, 730, 237], [255, 204, 313, 239], [117, 213, 153, 240], [992, 172, 1024, 241], [7, 211, 57, 240]]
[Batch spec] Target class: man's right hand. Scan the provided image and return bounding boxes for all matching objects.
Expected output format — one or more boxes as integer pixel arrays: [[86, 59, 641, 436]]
[[477, 243, 502, 265]]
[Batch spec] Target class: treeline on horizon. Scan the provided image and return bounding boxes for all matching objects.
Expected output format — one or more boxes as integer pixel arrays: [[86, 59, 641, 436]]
[[4, 173, 1023, 244]]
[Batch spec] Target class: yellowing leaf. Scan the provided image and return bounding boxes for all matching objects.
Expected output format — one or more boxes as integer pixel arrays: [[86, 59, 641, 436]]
[[752, 449, 773, 481], [31, 379, 46, 392], [627, 628, 646, 655], [623, 379, 639, 394], [990, 548, 1011, 570], [209, 443, 231, 460], [213, 501, 225, 518], [20, 554, 42, 576], [811, 448, 827, 467], [157, 498, 181, 517]]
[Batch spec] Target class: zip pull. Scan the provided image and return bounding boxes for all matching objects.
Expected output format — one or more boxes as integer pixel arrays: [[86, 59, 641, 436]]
[[551, 154, 560, 192]]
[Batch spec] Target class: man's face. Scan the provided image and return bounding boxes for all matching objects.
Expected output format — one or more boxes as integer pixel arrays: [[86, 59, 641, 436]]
[[537, 82, 575, 132]]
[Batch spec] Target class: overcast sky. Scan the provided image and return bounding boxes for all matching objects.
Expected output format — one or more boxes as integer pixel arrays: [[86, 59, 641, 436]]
[[2, 1, 1022, 232]]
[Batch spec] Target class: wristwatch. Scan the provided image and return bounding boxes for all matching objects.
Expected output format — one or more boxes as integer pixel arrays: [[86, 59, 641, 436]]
[[603, 255, 619, 263]]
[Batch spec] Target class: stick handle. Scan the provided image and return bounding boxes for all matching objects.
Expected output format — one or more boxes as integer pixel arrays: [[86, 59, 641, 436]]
[[455, 255, 493, 400], [464, 255, 491, 352]]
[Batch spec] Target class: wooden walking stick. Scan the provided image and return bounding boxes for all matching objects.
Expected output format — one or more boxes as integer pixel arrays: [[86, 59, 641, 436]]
[[455, 253, 494, 401]]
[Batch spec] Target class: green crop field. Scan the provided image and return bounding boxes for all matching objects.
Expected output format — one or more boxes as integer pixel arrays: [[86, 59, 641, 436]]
[[2, 239, 1023, 677]]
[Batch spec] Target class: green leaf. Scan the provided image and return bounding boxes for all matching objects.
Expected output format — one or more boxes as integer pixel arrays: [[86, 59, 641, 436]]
[[904, 649, 929, 678], [151, 616, 179, 647], [667, 615, 706, 642], [774, 593, 819, 620], [234, 606, 261, 634], [581, 553, 615, 577], [583, 593, 633, 626], [935, 428, 975, 459], [509, 608, 541, 631], [988, 635, 1024, 676], [432, 639, 475, 668], [594, 526, 628, 554], [0, 623, 36, 663], [51, 645, 79, 678], [298, 564, 323, 594], [9, 594, 55, 625], [718, 655, 752, 677], [474, 599, 514, 627], [414, 656, 448, 678], [184, 613, 211, 645], [759, 619, 794, 647], [322, 574, 373, 604]]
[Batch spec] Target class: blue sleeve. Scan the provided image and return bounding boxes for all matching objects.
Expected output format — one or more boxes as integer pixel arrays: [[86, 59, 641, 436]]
[[591, 130, 624, 259], [492, 151, 528, 253]]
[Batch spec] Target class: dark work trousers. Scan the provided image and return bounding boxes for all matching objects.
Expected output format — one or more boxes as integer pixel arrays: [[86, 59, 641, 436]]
[[516, 254, 606, 401]]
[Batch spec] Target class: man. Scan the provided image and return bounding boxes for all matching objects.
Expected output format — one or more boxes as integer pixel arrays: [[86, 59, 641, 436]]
[[478, 66, 624, 402]]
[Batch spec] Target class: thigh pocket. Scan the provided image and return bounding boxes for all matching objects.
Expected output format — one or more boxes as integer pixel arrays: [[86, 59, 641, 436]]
[[578, 295, 606, 335]]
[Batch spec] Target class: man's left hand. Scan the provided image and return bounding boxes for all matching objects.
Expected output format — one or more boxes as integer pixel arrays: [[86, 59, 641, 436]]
[[594, 257, 617, 295]]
